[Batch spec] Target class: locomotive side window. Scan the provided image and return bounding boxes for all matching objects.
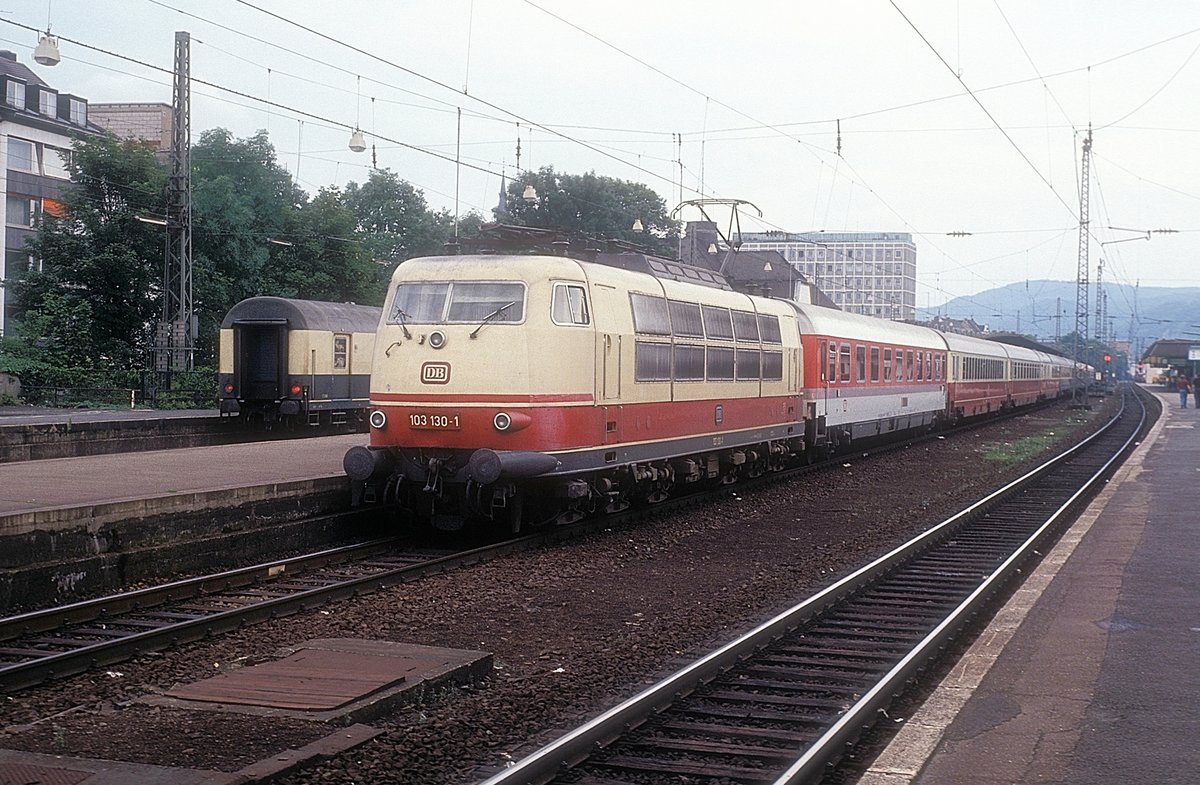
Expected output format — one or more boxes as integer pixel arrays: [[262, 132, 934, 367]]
[[702, 305, 734, 340], [707, 346, 735, 380], [839, 343, 851, 382], [631, 293, 671, 335], [736, 349, 761, 380], [669, 300, 704, 337], [870, 347, 880, 383], [551, 284, 590, 325], [634, 342, 672, 381], [732, 310, 760, 342], [758, 314, 782, 343], [763, 351, 784, 381], [674, 345, 705, 381], [390, 281, 525, 323]]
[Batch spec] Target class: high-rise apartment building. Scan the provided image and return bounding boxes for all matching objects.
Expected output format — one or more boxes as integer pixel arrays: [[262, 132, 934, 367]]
[[0, 49, 101, 336], [741, 231, 917, 320]]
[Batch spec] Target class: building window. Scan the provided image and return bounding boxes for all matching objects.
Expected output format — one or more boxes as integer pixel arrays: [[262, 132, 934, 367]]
[[69, 98, 87, 125], [43, 147, 70, 180], [7, 138, 36, 172], [5, 81, 24, 110], [39, 90, 56, 117], [6, 196, 39, 227]]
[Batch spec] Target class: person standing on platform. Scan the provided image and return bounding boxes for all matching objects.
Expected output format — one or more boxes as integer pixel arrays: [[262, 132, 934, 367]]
[[1179, 374, 1191, 408]]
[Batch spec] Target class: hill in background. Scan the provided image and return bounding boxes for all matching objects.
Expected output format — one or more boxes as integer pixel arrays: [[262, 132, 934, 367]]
[[918, 281, 1200, 350]]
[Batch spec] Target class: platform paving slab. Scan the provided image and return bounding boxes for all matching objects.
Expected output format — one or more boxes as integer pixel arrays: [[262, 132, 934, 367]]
[[147, 638, 493, 724]]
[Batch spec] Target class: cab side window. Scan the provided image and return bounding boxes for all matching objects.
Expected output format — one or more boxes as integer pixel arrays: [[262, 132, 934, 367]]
[[552, 284, 590, 325]]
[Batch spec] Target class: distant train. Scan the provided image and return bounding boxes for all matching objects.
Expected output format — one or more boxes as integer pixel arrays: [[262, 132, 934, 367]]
[[343, 242, 1080, 531], [218, 297, 381, 427]]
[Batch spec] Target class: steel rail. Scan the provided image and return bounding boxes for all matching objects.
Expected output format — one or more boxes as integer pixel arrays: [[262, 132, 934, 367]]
[[478, 387, 1145, 785]]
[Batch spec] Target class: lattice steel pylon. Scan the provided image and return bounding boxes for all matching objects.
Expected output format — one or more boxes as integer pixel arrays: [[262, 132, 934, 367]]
[[1072, 128, 1092, 406], [158, 30, 193, 375]]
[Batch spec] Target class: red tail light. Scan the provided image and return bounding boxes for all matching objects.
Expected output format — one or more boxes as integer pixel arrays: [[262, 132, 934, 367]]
[[290, 384, 303, 395], [223, 383, 234, 394]]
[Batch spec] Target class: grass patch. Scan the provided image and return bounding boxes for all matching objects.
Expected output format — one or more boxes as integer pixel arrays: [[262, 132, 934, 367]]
[[983, 414, 1091, 464]]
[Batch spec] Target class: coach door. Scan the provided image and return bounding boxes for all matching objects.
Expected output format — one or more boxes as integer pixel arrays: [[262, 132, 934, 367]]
[[237, 322, 286, 400], [330, 333, 351, 400]]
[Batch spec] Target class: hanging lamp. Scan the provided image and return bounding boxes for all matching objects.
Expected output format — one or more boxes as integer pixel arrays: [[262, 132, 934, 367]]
[[348, 128, 367, 153], [34, 31, 60, 66], [522, 184, 538, 202], [631, 218, 644, 232]]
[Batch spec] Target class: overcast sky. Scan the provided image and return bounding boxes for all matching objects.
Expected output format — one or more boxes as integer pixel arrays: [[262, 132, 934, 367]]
[[4, 0, 1199, 309]]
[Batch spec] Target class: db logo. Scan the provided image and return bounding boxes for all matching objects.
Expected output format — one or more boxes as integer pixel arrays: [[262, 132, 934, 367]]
[[421, 362, 451, 384]]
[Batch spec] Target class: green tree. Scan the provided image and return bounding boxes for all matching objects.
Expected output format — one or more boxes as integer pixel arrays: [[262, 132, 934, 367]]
[[501, 166, 679, 257], [342, 169, 450, 260], [11, 133, 167, 368]]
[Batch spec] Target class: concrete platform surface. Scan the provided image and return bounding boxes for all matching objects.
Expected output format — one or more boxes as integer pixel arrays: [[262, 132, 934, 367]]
[[860, 389, 1199, 784], [0, 433, 363, 518]]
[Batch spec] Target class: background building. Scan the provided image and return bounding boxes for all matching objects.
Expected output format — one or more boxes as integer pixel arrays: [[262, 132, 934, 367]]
[[0, 49, 101, 337], [741, 230, 917, 320], [89, 102, 172, 156]]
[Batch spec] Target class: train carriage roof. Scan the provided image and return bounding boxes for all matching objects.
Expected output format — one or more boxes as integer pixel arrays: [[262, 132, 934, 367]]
[[940, 331, 1015, 358], [221, 297, 382, 332], [789, 303, 946, 349]]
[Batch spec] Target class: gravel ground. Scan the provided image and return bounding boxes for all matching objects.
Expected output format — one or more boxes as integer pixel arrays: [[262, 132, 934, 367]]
[[0, 398, 1115, 784]]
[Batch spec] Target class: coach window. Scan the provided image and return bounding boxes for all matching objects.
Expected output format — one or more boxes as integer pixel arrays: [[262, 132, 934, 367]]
[[674, 345, 705, 381], [819, 340, 827, 381], [669, 300, 704, 337], [870, 347, 881, 382], [631, 293, 671, 335], [707, 346, 735, 381], [925, 352, 932, 381], [855, 345, 866, 383], [702, 305, 734, 340], [883, 348, 893, 382], [732, 310, 760, 342], [828, 342, 838, 383], [906, 349, 914, 381], [551, 284, 590, 325], [839, 343, 851, 382]]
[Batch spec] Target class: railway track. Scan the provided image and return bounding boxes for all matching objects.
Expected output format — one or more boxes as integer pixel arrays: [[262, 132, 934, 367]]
[[0, 396, 1094, 696], [478, 385, 1149, 785]]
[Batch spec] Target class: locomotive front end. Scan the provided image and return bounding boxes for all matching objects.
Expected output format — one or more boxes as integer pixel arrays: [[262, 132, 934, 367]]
[[347, 254, 597, 529]]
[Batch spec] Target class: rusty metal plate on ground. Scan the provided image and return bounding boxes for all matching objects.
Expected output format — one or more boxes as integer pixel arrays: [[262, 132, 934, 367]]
[[166, 648, 415, 710]]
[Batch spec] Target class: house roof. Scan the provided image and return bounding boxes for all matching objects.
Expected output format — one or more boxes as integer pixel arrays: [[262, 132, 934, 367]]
[[0, 50, 49, 89]]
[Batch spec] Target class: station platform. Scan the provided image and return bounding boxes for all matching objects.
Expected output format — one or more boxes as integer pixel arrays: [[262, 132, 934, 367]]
[[861, 388, 1198, 784], [0, 405, 219, 426], [0, 433, 363, 533]]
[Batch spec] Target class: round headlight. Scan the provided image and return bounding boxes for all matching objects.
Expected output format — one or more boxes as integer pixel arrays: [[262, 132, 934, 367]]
[[493, 411, 512, 431], [369, 410, 387, 429], [428, 330, 447, 349]]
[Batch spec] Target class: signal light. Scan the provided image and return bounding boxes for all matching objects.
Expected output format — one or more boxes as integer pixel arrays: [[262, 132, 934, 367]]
[[1103, 354, 1112, 363], [290, 384, 302, 395], [223, 383, 234, 394]]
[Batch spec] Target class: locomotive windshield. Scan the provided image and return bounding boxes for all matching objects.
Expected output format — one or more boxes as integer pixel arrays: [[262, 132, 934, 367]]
[[388, 282, 526, 324]]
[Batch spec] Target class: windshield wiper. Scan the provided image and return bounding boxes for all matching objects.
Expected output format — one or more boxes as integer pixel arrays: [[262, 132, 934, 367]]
[[470, 302, 516, 339], [392, 307, 413, 339]]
